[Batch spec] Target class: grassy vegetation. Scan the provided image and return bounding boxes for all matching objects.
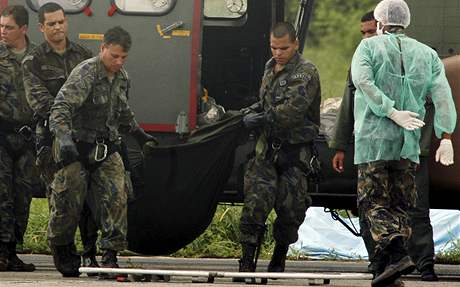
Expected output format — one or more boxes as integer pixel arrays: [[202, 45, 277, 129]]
[[172, 205, 276, 259], [22, 198, 82, 255], [24, 199, 460, 264], [23, 199, 49, 254]]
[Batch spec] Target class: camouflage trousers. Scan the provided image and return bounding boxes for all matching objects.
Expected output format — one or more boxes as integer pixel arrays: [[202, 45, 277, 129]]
[[37, 146, 99, 256], [359, 157, 434, 273], [239, 145, 312, 246], [357, 160, 417, 257], [0, 133, 41, 244], [47, 152, 127, 251]]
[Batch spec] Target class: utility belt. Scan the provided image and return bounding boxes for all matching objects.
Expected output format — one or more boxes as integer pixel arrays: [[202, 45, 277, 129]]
[[265, 137, 322, 183], [57, 138, 120, 172]]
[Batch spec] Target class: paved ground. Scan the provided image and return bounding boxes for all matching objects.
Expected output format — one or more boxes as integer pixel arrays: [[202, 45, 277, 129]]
[[2, 255, 460, 286]]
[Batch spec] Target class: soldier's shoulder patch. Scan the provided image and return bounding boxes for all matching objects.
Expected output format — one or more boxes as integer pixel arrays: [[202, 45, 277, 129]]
[[290, 72, 311, 82], [291, 73, 307, 80]]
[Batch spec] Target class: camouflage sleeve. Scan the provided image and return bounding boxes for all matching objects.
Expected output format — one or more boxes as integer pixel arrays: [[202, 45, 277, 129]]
[[272, 64, 320, 129], [49, 63, 93, 135], [22, 55, 54, 119], [329, 70, 355, 151], [118, 95, 139, 133]]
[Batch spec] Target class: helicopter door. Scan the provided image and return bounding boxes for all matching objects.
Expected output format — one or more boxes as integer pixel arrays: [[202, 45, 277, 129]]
[[108, 0, 203, 133], [108, 0, 202, 133]]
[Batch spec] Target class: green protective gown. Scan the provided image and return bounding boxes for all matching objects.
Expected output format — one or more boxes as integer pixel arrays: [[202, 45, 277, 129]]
[[351, 32, 457, 164]]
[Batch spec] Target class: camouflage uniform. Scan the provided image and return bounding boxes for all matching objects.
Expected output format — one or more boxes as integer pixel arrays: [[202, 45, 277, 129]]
[[22, 40, 98, 257], [357, 160, 417, 251], [48, 55, 138, 251], [240, 52, 321, 246], [330, 71, 437, 273], [0, 39, 41, 246]]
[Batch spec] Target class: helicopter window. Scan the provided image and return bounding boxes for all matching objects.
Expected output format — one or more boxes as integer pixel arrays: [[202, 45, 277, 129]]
[[204, 0, 247, 19], [112, 0, 177, 16], [26, 0, 91, 14]]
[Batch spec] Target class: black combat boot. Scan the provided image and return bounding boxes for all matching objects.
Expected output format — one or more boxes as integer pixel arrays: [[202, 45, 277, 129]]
[[99, 249, 122, 279], [101, 249, 119, 268], [420, 264, 438, 281], [50, 243, 81, 277], [81, 244, 99, 277], [267, 244, 288, 272], [233, 244, 256, 282], [372, 237, 415, 287], [0, 242, 8, 271], [6, 242, 35, 272]]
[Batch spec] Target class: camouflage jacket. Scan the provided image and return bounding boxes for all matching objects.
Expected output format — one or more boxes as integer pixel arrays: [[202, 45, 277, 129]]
[[0, 38, 36, 129], [49, 55, 138, 143], [22, 39, 92, 119], [257, 52, 321, 144]]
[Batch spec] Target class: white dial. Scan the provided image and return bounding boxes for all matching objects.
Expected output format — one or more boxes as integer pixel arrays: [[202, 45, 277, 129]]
[[226, 0, 244, 13], [151, 0, 169, 8], [68, 0, 83, 6]]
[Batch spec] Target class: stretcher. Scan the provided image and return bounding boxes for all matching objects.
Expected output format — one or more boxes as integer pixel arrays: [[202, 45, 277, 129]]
[[79, 267, 372, 284]]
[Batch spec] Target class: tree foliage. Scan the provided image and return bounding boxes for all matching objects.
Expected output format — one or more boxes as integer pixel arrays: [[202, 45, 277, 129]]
[[284, 0, 379, 99], [286, 0, 378, 58]]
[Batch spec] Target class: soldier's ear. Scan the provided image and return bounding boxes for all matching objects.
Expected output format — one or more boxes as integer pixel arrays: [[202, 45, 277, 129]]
[[38, 23, 44, 33], [20, 24, 27, 35]]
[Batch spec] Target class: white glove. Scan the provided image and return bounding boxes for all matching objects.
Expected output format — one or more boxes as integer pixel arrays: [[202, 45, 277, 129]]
[[435, 139, 454, 166], [388, 108, 425, 131]]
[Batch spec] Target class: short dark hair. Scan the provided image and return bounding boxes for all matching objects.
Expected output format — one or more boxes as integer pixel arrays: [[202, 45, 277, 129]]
[[38, 2, 65, 24], [103, 26, 132, 52], [361, 10, 375, 23], [1, 5, 28, 27], [271, 22, 297, 42]]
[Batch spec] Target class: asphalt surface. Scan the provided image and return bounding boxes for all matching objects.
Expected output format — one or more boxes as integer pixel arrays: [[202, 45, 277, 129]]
[[2, 255, 460, 286]]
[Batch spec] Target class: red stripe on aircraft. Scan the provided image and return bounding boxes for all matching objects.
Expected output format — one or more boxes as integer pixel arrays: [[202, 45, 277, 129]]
[[188, 0, 202, 131]]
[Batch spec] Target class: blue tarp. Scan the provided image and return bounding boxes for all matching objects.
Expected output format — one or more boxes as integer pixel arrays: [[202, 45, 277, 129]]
[[291, 207, 460, 259]]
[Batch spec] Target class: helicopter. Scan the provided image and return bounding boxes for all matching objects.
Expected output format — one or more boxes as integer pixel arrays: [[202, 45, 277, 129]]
[[3, 0, 460, 255]]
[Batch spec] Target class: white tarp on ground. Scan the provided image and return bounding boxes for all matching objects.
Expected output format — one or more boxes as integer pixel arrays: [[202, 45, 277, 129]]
[[291, 207, 460, 259]]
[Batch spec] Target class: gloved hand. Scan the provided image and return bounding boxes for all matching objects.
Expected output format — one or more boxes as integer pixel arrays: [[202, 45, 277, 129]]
[[240, 107, 252, 115], [388, 108, 425, 131], [56, 132, 78, 164], [243, 112, 267, 129], [132, 128, 159, 147], [435, 139, 454, 166]]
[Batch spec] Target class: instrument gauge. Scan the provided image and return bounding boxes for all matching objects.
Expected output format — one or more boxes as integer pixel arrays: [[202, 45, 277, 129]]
[[151, 0, 169, 9], [226, 0, 244, 14]]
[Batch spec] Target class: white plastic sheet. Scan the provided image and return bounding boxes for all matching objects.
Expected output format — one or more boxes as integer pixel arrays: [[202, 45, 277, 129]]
[[291, 207, 460, 259]]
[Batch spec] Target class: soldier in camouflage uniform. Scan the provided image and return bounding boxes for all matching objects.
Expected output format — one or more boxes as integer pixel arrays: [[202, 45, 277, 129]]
[[22, 2, 99, 270], [0, 5, 39, 272], [237, 22, 320, 275], [47, 26, 156, 277]]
